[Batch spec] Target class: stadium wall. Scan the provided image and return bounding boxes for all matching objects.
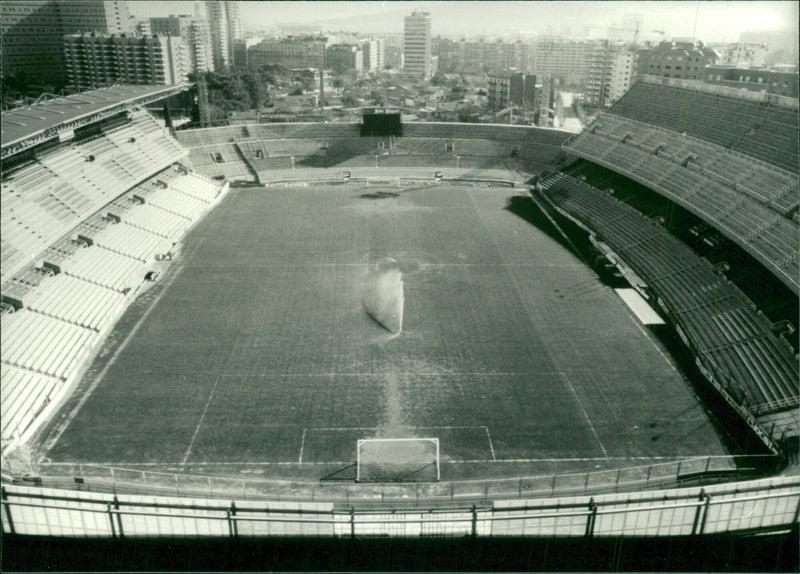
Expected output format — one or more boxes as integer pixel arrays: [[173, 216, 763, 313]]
[[1, 475, 797, 538]]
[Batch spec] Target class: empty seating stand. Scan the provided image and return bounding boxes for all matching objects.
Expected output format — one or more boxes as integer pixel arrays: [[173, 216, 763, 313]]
[[26, 274, 126, 331], [1, 310, 97, 381], [0, 364, 61, 441], [94, 223, 169, 262], [1, 149, 226, 449], [175, 122, 571, 180], [62, 245, 145, 292], [609, 79, 799, 173], [564, 125, 800, 294], [540, 173, 799, 414], [1, 108, 188, 283]]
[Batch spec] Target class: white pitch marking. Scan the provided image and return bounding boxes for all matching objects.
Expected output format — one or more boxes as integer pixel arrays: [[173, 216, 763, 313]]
[[298, 429, 307, 463], [483, 426, 496, 461], [621, 303, 683, 377], [181, 375, 222, 465], [560, 372, 609, 457], [302, 425, 488, 431], [218, 372, 569, 378], [46, 455, 728, 466]]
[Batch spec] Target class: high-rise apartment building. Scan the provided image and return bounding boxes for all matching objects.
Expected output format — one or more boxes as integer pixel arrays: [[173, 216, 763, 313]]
[[438, 38, 528, 74], [528, 38, 594, 86], [206, 0, 242, 71], [585, 40, 635, 108], [404, 11, 431, 78], [607, 48, 636, 105], [63, 32, 189, 90], [247, 36, 327, 70], [1, 0, 130, 86], [150, 15, 214, 73], [360, 38, 384, 73]]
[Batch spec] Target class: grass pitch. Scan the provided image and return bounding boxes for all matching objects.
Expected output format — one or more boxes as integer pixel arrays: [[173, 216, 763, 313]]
[[40, 183, 730, 481]]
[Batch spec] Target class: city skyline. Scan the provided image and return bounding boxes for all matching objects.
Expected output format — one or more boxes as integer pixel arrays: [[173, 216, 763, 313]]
[[127, 2, 799, 43]]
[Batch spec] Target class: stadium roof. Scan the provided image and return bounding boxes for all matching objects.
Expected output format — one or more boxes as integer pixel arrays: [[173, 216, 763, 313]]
[[1, 84, 191, 158]]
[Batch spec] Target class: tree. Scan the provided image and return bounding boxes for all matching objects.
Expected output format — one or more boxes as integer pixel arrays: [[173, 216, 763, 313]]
[[341, 93, 359, 108], [430, 71, 447, 86], [189, 68, 293, 113], [368, 90, 384, 106]]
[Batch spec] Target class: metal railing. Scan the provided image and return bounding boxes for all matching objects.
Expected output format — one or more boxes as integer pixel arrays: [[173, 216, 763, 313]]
[[26, 454, 781, 506], [2, 474, 798, 538]]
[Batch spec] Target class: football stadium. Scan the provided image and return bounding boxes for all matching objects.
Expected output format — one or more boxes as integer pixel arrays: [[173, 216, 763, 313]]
[[1, 76, 798, 559]]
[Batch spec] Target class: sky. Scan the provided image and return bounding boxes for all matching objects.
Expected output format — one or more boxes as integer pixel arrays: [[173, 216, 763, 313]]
[[128, 1, 798, 43]]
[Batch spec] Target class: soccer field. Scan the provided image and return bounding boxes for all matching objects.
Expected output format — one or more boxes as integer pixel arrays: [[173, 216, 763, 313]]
[[39, 183, 729, 481]]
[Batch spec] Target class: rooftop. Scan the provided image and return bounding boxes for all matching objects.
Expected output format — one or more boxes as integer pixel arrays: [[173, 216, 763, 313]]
[[1, 84, 190, 153]]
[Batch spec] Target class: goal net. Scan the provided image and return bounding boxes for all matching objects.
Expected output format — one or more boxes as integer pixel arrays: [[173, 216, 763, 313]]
[[356, 438, 440, 482]]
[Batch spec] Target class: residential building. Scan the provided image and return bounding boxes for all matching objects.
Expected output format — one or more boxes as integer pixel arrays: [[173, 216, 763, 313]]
[[740, 30, 799, 66], [232, 39, 248, 70], [361, 38, 384, 73], [607, 47, 636, 105], [487, 71, 513, 109], [150, 15, 213, 73], [134, 18, 152, 37], [528, 38, 594, 87], [326, 44, 363, 72], [404, 11, 431, 78], [437, 38, 528, 74], [1, 0, 130, 86], [206, 0, 242, 71], [634, 39, 718, 81], [488, 70, 539, 111], [384, 45, 403, 69], [584, 41, 615, 107], [63, 32, 189, 90], [247, 36, 327, 70], [718, 42, 768, 67], [703, 65, 798, 99], [585, 41, 634, 108]]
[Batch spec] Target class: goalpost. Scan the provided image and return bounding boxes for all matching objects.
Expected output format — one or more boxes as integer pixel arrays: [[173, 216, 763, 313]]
[[356, 438, 440, 482]]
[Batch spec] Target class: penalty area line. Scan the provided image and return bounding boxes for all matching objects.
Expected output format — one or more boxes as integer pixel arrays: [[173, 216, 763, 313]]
[[181, 375, 222, 465], [298, 429, 307, 463], [560, 371, 608, 457], [483, 426, 496, 461]]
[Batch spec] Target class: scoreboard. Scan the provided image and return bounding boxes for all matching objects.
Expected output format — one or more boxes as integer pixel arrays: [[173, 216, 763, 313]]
[[361, 107, 402, 137]]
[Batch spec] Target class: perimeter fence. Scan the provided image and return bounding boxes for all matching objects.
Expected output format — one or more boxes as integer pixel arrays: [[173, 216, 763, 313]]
[[27, 454, 782, 506], [2, 473, 798, 538]]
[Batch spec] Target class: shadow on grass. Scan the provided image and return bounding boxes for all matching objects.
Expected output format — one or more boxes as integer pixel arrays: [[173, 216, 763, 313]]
[[360, 191, 400, 200], [319, 463, 357, 482], [504, 194, 629, 290]]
